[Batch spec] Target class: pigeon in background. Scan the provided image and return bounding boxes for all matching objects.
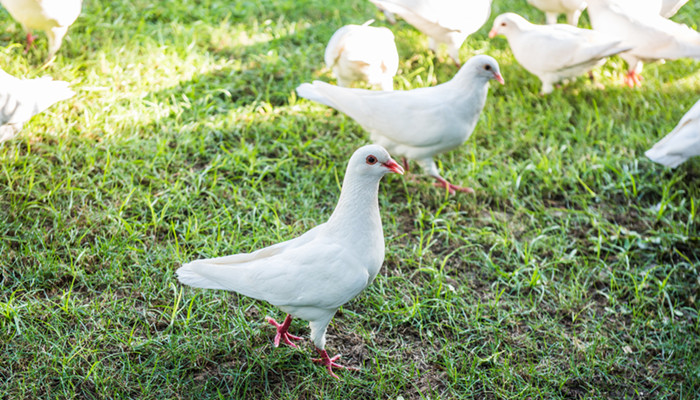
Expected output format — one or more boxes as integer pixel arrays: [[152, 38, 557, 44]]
[[367, 0, 492, 66], [325, 21, 399, 91], [177, 145, 404, 379], [586, 0, 700, 87], [489, 13, 630, 94], [645, 99, 700, 168], [0, 67, 75, 143], [297, 55, 503, 194], [1, 0, 82, 59], [526, 0, 587, 25]]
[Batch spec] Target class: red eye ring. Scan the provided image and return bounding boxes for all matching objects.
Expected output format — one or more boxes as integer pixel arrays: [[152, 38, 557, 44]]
[[366, 155, 377, 165]]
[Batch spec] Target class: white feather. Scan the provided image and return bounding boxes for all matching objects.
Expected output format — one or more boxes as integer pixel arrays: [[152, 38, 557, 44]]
[[645, 99, 700, 168], [0, 67, 75, 143]]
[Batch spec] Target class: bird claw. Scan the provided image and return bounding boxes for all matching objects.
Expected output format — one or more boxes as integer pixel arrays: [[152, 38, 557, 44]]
[[433, 178, 474, 195], [401, 157, 410, 172], [266, 315, 303, 348], [312, 349, 358, 379], [624, 71, 642, 87], [24, 32, 37, 54]]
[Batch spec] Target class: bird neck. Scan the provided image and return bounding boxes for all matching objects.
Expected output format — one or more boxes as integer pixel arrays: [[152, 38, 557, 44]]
[[450, 69, 490, 98], [325, 174, 382, 237]]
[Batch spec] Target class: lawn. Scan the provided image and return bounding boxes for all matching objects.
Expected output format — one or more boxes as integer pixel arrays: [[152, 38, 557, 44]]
[[1, 0, 699, 398]]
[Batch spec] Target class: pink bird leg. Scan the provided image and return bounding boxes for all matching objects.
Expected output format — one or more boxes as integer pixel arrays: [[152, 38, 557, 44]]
[[624, 71, 643, 87], [433, 176, 474, 195], [312, 348, 358, 379], [24, 32, 37, 54], [266, 315, 303, 348], [401, 157, 410, 172]]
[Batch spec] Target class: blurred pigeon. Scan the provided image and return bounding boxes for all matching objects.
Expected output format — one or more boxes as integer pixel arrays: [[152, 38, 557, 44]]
[[645, 99, 700, 168], [586, 0, 700, 87], [0, 67, 74, 143], [176, 145, 404, 379], [296, 55, 503, 194], [367, 0, 492, 65], [526, 0, 587, 25], [489, 13, 630, 94], [325, 20, 399, 91], [1, 0, 82, 59]]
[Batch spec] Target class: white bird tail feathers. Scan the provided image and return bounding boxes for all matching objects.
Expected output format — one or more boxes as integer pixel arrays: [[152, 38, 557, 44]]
[[296, 82, 338, 109], [31, 78, 75, 115], [644, 147, 685, 168]]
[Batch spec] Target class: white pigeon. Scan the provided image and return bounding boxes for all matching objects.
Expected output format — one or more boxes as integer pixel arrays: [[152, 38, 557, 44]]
[[367, 0, 492, 66], [645, 99, 700, 168], [526, 0, 587, 25], [1, 0, 82, 59], [488, 13, 630, 94], [0, 67, 75, 143], [296, 55, 503, 194], [586, 0, 700, 87], [324, 21, 399, 91], [176, 145, 404, 379]]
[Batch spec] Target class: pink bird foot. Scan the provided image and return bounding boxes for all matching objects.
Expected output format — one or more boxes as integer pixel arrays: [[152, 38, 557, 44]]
[[433, 176, 474, 195], [401, 157, 410, 172], [312, 348, 358, 379], [624, 71, 642, 87], [266, 315, 303, 348], [24, 32, 37, 54]]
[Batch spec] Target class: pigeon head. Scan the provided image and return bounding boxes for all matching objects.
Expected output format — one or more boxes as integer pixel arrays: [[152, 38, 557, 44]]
[[463, 55, 505, 85], [347, 144, 404, 178], [489, 13, 527, 40]]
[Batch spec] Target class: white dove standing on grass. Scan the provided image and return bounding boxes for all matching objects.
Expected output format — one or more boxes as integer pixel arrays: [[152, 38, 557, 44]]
[[0, 0, 82, 59], [526, 0, 587, 25], [0, 67, 75, 143], [367, 0, 492, 66], [586, 0, 700, 87], [645, 99, 700, 168], [296, 55, 503, 194], [176, 145, 404, 379], [325, 20, 399, 91], [488, 13, 630, 94]]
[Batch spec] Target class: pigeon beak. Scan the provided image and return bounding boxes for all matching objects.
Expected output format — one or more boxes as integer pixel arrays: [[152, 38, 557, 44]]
[[488, 28, 498, 39], [382, 158, 404, 175], [494, 73, 505, 85]]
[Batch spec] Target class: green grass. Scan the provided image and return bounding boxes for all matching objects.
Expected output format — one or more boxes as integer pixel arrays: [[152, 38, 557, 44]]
[[1, 0, 699, 398]]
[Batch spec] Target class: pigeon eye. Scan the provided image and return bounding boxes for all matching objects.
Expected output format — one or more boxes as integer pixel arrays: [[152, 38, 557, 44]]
[[366, 155, 377, 165], [501, 22, 506, 27], [484, 65, 491, 71]]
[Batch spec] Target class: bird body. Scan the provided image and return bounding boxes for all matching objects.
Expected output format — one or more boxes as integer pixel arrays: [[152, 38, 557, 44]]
[[177, 145, 404, 378], [527, 0, 587, 25], [324, 21, 399, 91], [645, 99, 700, 168], [586, 0, 700, 86], [660, 0, 688, 18], [367, 0, 491, 65], [0, 67, 74, 143], [489, 13, 630, 94], [1, 0, 82, 58], [297, 55, 503, 193]]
